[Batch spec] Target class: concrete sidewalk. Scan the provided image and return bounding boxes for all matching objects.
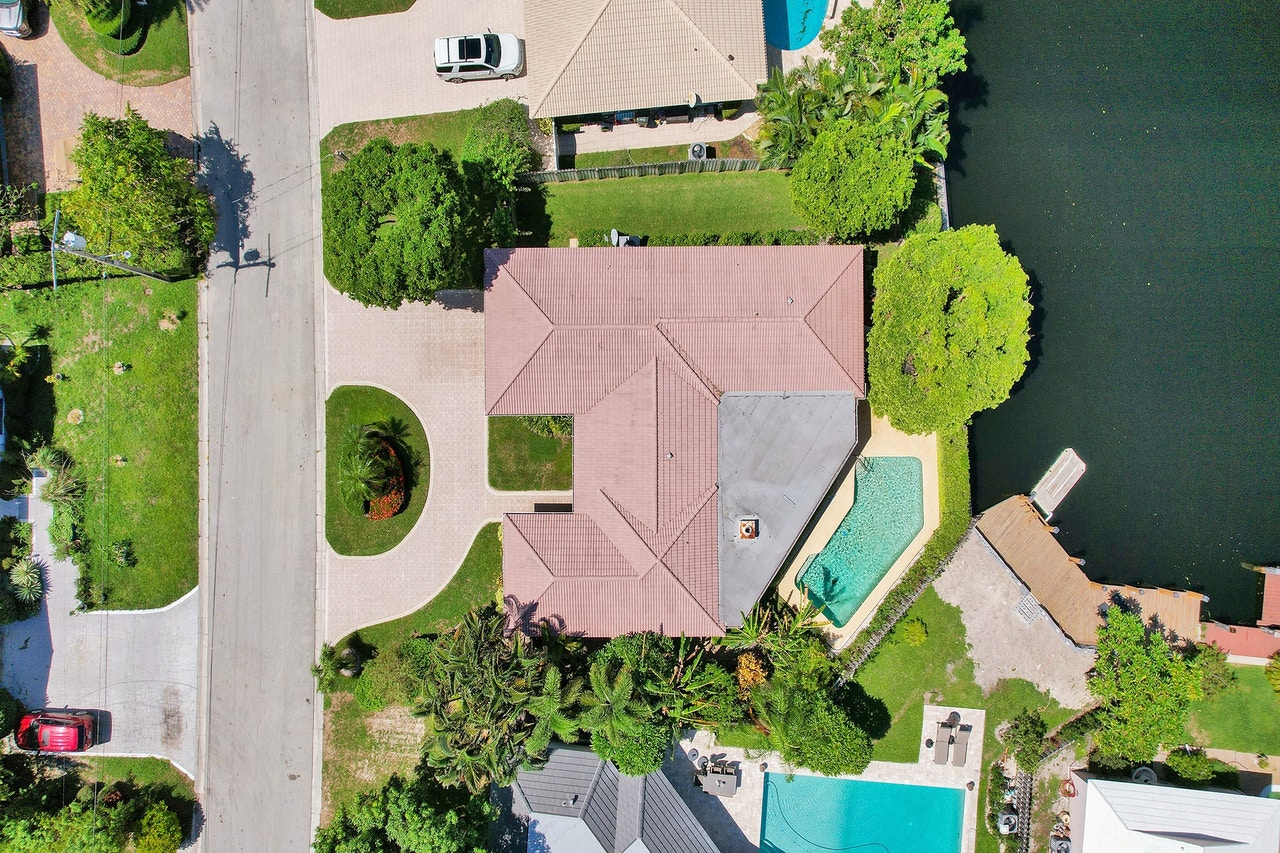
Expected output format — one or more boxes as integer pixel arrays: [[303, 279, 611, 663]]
[[0, 477, 198, 776], [324, 287, 569, 643]]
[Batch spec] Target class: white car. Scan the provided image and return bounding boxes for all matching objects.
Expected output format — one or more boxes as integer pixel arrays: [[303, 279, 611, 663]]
[[433, 33, 523, 83]]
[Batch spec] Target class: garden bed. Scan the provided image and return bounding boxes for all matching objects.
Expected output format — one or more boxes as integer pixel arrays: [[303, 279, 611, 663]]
[[487, 417, 571, 491], [315, 0, 416, 20]]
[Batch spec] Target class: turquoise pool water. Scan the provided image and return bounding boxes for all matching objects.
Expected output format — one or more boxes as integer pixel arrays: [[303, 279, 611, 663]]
[[763, 0, 824, 50], [799, 456, 924, 628], [762, 773, 964, 853]]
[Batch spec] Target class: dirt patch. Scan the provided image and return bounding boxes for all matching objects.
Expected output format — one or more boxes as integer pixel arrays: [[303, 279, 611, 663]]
[[321, 694, 424, 824]]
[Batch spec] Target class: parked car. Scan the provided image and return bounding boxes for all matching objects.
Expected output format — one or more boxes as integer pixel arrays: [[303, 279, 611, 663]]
[[433, 32, 523, 82], [0, 0, 31, 39], [14, 710, 96, 752]]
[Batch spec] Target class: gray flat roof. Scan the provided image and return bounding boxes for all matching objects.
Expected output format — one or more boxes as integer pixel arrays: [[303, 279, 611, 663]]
[[717, 392, 859, 626]]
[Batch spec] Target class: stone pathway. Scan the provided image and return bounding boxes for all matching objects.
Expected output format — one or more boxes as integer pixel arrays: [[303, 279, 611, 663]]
[[323, 287, 569, 643], [0, 477, 198, 776], [0, 3, 192, 191], [935, 530, 1094, 710]]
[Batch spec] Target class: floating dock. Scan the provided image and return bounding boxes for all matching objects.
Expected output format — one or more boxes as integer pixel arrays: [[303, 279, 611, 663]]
[[1030, 448, 1086, 519]]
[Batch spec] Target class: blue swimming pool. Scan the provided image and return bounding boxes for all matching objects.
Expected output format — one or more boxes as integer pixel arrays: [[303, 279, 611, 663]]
[[799, 456, 924, 628], [763, 0, 825, 51], [762, 773, 964, 853]]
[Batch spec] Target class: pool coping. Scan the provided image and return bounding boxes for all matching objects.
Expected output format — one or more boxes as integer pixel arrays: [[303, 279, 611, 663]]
[[779, 412, 940, 650]]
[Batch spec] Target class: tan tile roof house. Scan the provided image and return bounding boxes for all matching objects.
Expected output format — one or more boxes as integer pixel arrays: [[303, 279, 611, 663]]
[[523, 0, 769, 119], [485, 246, 866, 637]]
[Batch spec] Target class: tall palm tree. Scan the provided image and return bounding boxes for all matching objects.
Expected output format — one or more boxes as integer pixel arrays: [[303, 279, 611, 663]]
[[579, 662, 652, 746], [526, 667, 583, 756]]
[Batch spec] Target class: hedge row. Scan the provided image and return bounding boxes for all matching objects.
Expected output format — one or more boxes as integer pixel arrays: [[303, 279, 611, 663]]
[[0, 247, 130, 289], [575, 227, 821, 248], [841, 428, 972, 669]]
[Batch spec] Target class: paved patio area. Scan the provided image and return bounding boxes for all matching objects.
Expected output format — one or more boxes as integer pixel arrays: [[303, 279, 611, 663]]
[[0, 4, 192, 190], [314, 0, 527, 136], [558, 108, 762, 156], [323, 287, 569, 642], [934, 530, 1094, 710], [0, 477, 198, 776]]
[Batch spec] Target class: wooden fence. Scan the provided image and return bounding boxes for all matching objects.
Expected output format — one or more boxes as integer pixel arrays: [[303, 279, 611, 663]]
[[519, 158, 761, 185]]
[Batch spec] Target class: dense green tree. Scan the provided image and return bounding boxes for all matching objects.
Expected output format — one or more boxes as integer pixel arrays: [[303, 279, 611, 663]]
[[820, 0, 967, 89], [790, 119, 916, 239], [0, 801, 126, 853], [63, 109, 215, 274], [526, 668, 583, 756], [1191, 642, 1237, 699], [323, 139, 473, 308], [1088, 607, 1202, 764], [1003, 709, 1047, 772], [867, 225, 1031, 433], [1164, 747, 1217, 785], [134, 803, 183, 853], [314, 774, 492, 853], [579, 663, 653, 750], [1267, 652, 1280, 694], [459, 99, 537, 194]]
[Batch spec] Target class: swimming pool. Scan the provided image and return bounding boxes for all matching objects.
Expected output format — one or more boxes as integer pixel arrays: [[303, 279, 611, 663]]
[[762, 773, 964, 853], [763, 0, 825, 51], [799, 456, 924, 628]]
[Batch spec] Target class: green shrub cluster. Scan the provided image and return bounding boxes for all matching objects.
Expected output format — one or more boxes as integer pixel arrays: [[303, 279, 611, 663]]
[[0, 517, 35, 626], [1003, 709, 1048, 772], [460, 99, 537, 194], [1050, 707, 1102, 749], [574, 227, 820, 248], [984, 761, 1013, 851], [1164, 747, 1215, 784], [517, 415, 572, 439], [1267, 652, 1280, 694]]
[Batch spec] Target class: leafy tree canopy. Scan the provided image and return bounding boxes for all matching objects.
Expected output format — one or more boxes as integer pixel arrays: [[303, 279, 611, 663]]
[[867, 225, 1031, 433], [460, 99, 537, 195], [314, 774, 492, 853], [63, 108, 215, 274], [322, 138, 473, 308], [820, 0, 967, 89], [790, 119, 916, 239], [1003, 709, 1047, 772], [1088, 607, 1202, 764]]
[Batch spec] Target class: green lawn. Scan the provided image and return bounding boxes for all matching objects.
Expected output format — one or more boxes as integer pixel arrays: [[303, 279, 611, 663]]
[[50, 0, 190, 87], [320, 108, 483, 178], [854, 587, 1078, 853], [346, 522, 502, 652], [572, 144, 694, 169], [1189, 664, 1280, 754], [517, 171, 803, 247], [315, 0, 416, 19], [0, 278, 198, 609], [77, 756, 197, 828], [325, 385, 430, 556], [488, 417, 572, 491]]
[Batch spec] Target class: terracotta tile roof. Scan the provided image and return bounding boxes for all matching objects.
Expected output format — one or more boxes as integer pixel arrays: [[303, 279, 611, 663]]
[[523, 0, 769, 119], [486, 247, 864, 637], [1260, 569, 1280, 628], [1204, 622, 1280, 659]]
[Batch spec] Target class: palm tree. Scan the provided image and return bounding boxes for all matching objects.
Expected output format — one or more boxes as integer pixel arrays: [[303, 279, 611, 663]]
[[526, 667, 583, 756], [579, 662, 652, 746], [337, 423, 401, 515], [8, 556, 43, 605]]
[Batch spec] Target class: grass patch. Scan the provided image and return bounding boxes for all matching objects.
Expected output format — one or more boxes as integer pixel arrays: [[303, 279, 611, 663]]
[[320, 109, 484, 178], [517, 171, 803, 247], [488, 417, 571, 491], [325, 385, 430, 557], [0, 278, 198, 609], [321, 692, 424, 823], [77, 755, 197, 829], [346, 522, 502, 651], [714, 722, 772, 752], [1188, 664, 1280, 755], [49, 0, 190, 87], [316, 0, 416, 19], [572, 144, 693, 169]]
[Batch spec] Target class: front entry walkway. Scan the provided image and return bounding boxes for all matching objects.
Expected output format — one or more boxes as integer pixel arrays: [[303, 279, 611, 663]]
[[323, 288, 569, 643]]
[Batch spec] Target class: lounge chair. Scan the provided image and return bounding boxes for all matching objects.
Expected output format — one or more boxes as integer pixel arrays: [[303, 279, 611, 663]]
[[933, 723, 952, 764], [951, 725, 971, 767]]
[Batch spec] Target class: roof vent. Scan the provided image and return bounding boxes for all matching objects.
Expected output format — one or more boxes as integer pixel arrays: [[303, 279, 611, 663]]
[[738, 518, 759, 540]]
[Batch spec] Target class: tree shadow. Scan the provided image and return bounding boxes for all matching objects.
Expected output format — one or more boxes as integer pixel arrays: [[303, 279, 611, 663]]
[[6, 61, 46, 191], [942, 2, 989, 179], [1004, 263, 1044, 398], [514, 185, 551, 248], [197, 122, 255, 270], [835, 680, 891, 740]]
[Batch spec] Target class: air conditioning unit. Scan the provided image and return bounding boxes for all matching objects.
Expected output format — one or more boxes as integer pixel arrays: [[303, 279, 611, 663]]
[[738, 518, 758, 540], [688, 143, 707, 161]]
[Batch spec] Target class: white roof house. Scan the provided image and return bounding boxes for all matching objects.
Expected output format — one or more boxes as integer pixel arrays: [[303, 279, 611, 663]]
[[1072, 775, 1280, 852]]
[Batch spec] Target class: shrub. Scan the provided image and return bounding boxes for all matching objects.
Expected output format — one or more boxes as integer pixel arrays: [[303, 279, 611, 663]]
[[790, 119, 916, 239], [784, 690, 873, 776], [82, 0, 131, 37], [574, 227, 820, 249], [1193, 643, 1237, 700], [590, 721, 670, 776], [312, 644, 341, 694], [0, 686, 22, 739], [900, 616, 928, 646], [518, 415, 572, 439], [7, 556, 43, 605], [1003, 709, 1047, 772], [1164, 746, 1215, 785], [95, 18, 147, 56], [353, 642, 422, 711], [1267, 652, 1280, 695], [337, 424, 404, 518], [460, 99, 537, 192], [135, 802, 184, 853], [735, 652, 767, 698]]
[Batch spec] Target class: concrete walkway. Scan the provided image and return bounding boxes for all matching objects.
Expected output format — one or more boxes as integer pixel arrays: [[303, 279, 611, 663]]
[[0, 478, 198, 776], [323, 287, 569, 643], [0, 3, 192, 190], [314, 0, 527, 136]]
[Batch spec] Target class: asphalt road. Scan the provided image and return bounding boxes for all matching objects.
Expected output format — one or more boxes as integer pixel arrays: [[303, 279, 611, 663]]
[[190, 0, 323, 848]]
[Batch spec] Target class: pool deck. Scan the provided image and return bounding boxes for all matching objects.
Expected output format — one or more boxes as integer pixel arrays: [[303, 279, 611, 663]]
[[779, 412, 940, 649], [669, 705, 983, 853]]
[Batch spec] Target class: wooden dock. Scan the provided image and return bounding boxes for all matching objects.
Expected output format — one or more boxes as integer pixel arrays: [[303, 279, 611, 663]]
[[976, 495, 1204, 647], [1030, 448, 1086, 519], [1258, 566, 1280, 628]]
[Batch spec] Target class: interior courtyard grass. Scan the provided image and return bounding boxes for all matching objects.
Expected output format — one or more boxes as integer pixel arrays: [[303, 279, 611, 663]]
[[1188, 664, 1280, 755], [487, 417, 572, 491], [325, 385, 430, 556]]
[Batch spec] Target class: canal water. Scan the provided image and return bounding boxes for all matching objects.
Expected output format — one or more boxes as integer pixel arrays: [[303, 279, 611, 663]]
[[946, 1, 1280, 622]]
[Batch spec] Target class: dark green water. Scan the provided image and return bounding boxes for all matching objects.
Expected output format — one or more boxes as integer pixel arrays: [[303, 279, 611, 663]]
[[946, 1, 1280, 623]]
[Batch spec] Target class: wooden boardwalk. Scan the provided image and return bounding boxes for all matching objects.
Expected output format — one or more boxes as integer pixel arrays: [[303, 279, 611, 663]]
[[1030, 448, 1086, 519], [1258, 567, 1280, 628], [975, 496, 1204, 646]]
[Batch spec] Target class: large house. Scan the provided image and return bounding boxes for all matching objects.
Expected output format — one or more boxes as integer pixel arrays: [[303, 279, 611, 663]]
[[485, 246, 865, 637], [522, 0, 768, 119]]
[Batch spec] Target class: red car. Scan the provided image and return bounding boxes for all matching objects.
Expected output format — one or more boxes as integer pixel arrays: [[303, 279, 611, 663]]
[[14, 710, 96, 752]]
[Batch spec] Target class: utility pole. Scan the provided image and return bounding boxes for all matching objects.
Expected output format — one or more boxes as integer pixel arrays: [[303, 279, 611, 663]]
[[50, 209, 59, 291], [48, 209, 176, 286]]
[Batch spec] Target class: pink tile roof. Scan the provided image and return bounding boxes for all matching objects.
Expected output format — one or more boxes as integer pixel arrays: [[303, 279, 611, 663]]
[[486, 247, 865, 637], [1260, 570, 1280, 628]]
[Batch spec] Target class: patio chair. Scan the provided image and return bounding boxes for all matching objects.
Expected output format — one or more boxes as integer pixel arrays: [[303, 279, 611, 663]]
[[951, 725, 971, 767], [933, 723, 952, 764]]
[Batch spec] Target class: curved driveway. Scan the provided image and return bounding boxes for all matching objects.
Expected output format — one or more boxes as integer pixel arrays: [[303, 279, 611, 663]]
[[324, 287, 569, 643]]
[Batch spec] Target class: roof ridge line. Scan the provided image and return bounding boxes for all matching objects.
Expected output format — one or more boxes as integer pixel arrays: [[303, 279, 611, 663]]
[[649, 558, 723, 630], [663, 0, 756, 91], [503, 516, 556, 599], [802, 251, 865, 392], [657, 486, 717, 557], [489, 272, 556, 413], [528, 0, 616, 116], [655, 324, 721, 399]]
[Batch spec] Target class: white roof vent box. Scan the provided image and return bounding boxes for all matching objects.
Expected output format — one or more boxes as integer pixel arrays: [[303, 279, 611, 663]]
[[738, 518, 759, 540]]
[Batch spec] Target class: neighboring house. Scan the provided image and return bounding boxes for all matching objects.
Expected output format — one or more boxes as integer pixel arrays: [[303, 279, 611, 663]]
[[509, 745, 720, 853], [522, 0, 768, 119], [1068, 773, 1280, 852], [485, 246, 865, 637]]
